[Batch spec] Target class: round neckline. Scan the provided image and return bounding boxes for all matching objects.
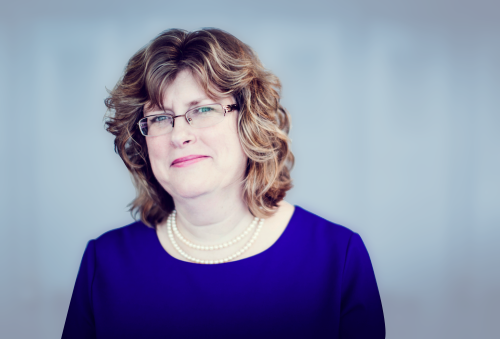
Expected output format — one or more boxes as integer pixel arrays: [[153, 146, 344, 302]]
[[150, 205, 301, 267]]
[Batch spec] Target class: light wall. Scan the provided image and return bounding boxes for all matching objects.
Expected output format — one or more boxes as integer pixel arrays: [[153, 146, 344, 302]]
[[1, 1, 499, 338]]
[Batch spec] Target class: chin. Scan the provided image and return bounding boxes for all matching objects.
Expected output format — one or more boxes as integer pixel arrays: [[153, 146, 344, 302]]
[[174, 188, 210, 199], [165, 179, 215, 200]]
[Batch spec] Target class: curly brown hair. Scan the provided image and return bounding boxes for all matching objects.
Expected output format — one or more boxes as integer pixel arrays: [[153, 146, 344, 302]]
[[104, 28, 294, 227]]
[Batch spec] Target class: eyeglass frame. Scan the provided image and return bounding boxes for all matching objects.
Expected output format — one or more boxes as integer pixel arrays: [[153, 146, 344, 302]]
[[137, 103, 239, 137]]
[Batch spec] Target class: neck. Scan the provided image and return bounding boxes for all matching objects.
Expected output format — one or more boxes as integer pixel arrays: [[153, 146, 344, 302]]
[[169, 183, 255, 244]]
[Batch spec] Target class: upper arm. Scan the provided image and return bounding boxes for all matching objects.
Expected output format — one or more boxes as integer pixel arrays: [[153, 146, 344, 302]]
[[62, 240, 97, 339], [340, 233, 385, 338]]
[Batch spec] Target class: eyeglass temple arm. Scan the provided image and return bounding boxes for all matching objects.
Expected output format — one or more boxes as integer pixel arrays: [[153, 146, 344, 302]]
[[224, 104, 239, 115]]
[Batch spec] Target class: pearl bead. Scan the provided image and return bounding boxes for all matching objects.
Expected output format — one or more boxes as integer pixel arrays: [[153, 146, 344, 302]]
[[170, 214, 259, 251], [166, 211, 264, 264]]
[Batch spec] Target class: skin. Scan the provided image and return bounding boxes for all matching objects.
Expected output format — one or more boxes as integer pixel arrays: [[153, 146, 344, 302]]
[[146, 69, 294, 263]]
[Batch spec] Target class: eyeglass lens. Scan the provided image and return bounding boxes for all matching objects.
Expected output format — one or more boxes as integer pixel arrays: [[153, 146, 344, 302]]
[[139, 104, 226, 136]]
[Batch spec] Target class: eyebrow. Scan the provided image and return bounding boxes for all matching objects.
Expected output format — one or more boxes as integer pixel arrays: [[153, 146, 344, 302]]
[[145, 97, 214, 116], [186, 99, 204, 107]]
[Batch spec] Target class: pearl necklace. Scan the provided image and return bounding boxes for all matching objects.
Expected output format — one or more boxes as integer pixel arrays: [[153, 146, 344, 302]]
[[170, 210, 259, 250], [166, 210, 264, 264]]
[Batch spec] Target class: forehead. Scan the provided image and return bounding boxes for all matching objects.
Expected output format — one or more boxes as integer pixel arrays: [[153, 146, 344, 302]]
[[144, 69, 220, 114], [163, 69, 205, 101]]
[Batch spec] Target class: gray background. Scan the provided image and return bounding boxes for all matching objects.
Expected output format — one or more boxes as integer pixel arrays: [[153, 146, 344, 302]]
[[1, 1, 499, 338]]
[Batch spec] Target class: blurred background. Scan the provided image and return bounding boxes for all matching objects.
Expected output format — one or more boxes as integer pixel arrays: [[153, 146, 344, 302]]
[[1, 0, 499, 338]]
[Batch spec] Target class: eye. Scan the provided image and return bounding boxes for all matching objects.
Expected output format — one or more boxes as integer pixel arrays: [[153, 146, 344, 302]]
[[194, 106, 215, 115], [151, 115, 171, 124]]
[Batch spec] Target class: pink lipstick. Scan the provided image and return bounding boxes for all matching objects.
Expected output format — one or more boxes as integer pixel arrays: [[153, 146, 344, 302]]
[[171, 155, 209, 167]]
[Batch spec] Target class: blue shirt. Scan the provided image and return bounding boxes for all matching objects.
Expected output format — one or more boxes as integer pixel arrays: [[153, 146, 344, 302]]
[[62, 206, 385, 338]]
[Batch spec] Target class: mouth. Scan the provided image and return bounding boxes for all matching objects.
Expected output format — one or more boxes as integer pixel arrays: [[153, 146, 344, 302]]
[[171, 155, 209, 167]]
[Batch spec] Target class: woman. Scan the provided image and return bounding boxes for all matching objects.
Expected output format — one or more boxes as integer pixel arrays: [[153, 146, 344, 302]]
[[62, 28, 385, 338]]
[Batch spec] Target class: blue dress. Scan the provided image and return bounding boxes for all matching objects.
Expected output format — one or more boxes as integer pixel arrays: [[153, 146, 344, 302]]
[[62, 206, 385, 338]]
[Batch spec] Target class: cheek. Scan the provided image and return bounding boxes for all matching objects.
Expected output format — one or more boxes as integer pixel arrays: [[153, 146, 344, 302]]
[[146, 137, 170, 169], [213, 129, 247, 170]]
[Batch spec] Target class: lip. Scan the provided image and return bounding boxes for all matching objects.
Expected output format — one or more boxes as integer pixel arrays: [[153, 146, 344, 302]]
[[171, 155, 209, 167]]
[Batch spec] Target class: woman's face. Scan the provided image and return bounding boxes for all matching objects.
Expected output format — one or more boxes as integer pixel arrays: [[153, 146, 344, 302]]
[[144, 69, 248, 201]]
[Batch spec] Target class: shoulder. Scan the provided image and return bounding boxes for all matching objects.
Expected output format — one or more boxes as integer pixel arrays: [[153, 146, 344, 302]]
[[91, 220, 155, 257], [291, 205, 356, 241], [287, 205, 363, 258], [94, 220, 151, 243]]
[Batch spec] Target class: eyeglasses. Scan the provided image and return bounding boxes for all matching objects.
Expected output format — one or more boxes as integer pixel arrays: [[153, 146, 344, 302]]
[[137, 103, 239, 137]]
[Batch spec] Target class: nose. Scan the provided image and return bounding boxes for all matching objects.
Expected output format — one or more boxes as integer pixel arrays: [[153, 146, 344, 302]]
[[170, 114, 196, 148]]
